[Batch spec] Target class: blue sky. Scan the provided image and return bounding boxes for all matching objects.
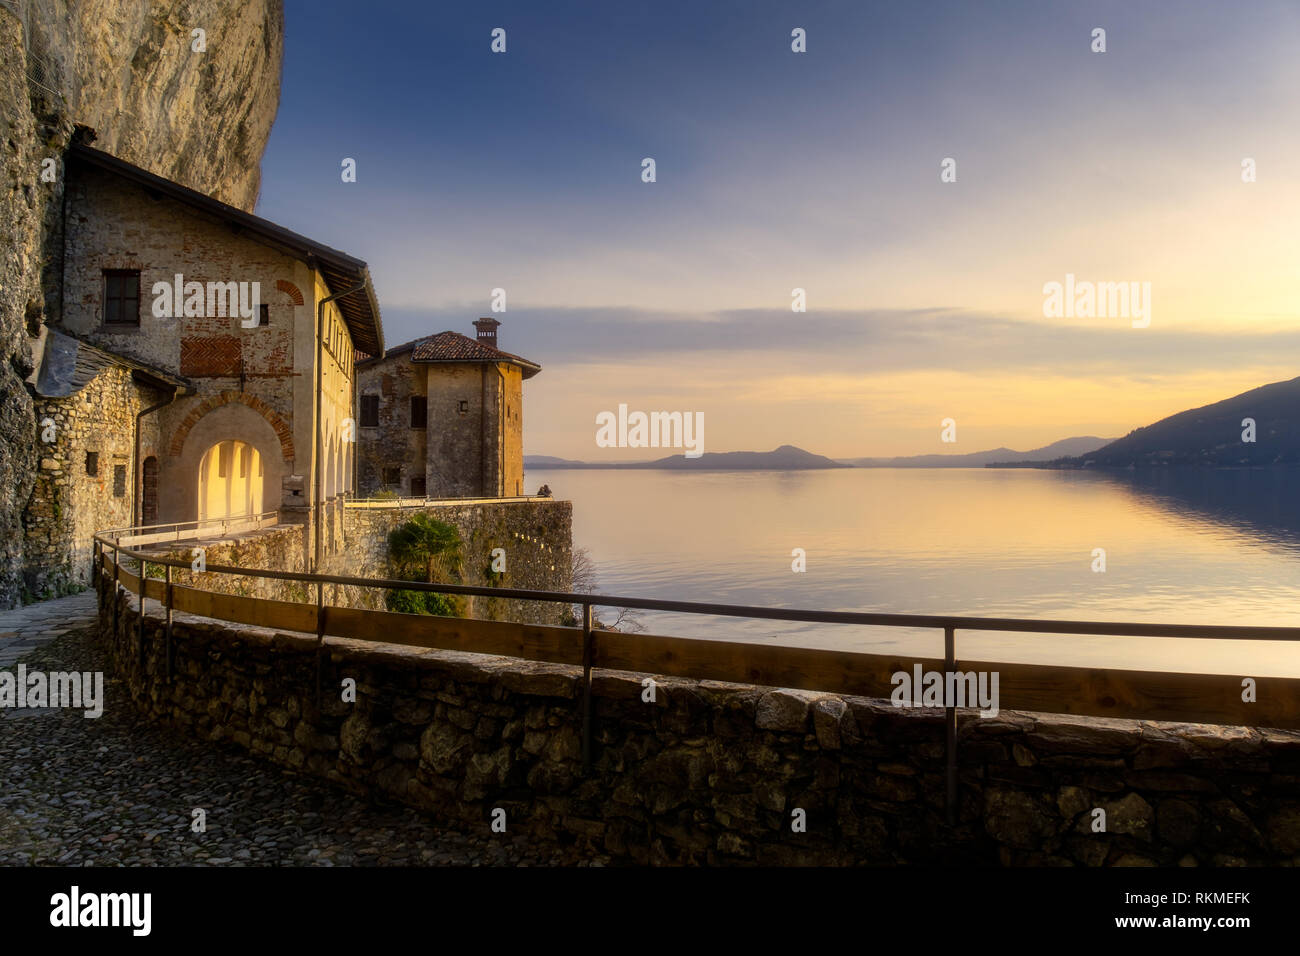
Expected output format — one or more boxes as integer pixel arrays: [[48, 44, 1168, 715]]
[[257, 0, 1300, 457]]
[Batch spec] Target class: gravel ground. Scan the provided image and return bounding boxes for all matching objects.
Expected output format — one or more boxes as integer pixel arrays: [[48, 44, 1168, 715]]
[[0, 624, 597, 866]]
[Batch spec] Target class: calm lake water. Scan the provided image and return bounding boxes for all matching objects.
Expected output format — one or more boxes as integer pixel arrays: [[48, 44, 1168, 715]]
[[526, 467, 1300, 677]]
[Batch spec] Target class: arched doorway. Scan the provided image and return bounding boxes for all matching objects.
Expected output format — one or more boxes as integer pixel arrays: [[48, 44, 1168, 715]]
[[142, 456, 159, 524], [197, 440, 264, 521]]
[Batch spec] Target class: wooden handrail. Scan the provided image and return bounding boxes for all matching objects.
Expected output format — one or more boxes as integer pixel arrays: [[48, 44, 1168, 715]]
[[99, 547, 1300, 731]]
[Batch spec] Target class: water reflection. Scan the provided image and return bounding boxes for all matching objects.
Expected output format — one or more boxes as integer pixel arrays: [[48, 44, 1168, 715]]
[[1099, 467, 1300, 554], [528, 466, 1300, 675]]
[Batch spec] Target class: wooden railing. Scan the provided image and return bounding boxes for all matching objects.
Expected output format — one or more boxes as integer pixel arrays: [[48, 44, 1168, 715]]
[[345, 495, 554, 509], [101, 512, 281, 548], [94, 529, 1300, 824]]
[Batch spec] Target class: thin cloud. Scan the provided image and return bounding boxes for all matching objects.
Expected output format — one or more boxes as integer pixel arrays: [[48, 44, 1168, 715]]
[[382, 304, 1300, 379]]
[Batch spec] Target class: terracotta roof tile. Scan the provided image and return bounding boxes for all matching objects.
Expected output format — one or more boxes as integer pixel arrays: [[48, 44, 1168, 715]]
[[367, 331, 541, 378]]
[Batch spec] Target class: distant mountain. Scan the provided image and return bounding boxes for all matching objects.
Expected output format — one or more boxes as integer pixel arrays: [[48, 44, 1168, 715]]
[[1024, 376, 1300, 468], [525, 445, 848, 470], [639, 444, 848, 470], [842, 436, 1112, 468]]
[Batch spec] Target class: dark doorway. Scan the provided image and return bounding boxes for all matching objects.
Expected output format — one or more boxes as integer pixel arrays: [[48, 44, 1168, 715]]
[[142, 456, 159, 524]]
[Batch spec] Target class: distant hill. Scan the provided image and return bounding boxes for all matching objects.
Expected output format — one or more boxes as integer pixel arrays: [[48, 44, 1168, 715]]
[[639, 444, 848, 470], [1026, 376, 1300, 468], [525, 445, 848, 470], [523, 455, 582, 467], [842, 436, 1112, 468]]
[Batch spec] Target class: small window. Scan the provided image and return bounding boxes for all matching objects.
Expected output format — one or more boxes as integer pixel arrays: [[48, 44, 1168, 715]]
[[410, 474, 426, 497], [410, 395, 427, 429], [258, 304, 270, 326], [382, 467, 401, 487], [103, 270, 140, 326], [360, 395, 379, 427], [112, 464, 126, 497], [85, 451, 99, 476], [457, 399, 469, 415]]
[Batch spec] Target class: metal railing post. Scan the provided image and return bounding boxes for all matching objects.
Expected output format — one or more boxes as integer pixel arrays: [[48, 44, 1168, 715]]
[[164, 564, 174, 684], [315, 580, 325, 711], [111, 545, 120, 639], [944, 624, 958, 827], [138, 561, 147, 672], [581, 602, 594, 774]]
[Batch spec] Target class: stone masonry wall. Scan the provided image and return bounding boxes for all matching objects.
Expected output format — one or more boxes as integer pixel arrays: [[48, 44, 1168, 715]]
[[132, 499, 573, 625], [98, 583, 1300, 865], [140, 522, 312, 604], [340, 500, 573, 625], [1, 0, 283, 606], [355, 356, 425, 497], [355, 356, 530, 499], [23, 365, 166, 599], [0, 7, 54, 608]]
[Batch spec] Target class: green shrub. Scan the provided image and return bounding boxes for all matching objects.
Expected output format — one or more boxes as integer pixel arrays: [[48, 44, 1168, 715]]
[[387, 588, 461, 617], [386, 514, 465, 617]]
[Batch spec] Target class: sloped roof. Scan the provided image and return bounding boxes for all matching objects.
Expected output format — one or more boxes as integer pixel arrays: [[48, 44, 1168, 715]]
[[67, 142, 385, 357], [33, 330, 193, 398], [362, 331, 541, 379]]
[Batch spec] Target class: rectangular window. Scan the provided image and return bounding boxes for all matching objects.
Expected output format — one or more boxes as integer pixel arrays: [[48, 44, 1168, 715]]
[[103, 270, 140, 326], [258, 304, 270, 326], [410, 474, 426, 497], [382, 467, 401, 487], [410, 395, 427, 429], [360, 395, 379, 427], [457, 399, 469, 415], [112, 464, 126, 497], [85, 451, 99, 476]]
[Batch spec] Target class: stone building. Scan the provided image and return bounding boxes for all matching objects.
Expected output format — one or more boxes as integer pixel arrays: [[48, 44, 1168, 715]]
[[23, 136, 385, 588], [355, 319, 540, 498], [22, 329, 191, 597]]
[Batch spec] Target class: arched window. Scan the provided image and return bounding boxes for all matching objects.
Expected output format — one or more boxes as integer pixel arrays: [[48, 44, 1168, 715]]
[[197, 440, 263, 520]]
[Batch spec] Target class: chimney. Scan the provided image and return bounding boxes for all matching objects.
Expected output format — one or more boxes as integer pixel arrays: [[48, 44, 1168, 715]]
[[473, 318, 500, 348]]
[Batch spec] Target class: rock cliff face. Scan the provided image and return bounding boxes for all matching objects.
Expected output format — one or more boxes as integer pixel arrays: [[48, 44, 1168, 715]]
[[0, 0, 283, 605]]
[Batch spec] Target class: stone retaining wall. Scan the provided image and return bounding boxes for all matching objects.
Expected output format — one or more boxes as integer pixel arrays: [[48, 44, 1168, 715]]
[[340, 500, 573, 625], [99, 580, 1300, 865], [136, 523, 313, 603], [133, 498, 573, 626]]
